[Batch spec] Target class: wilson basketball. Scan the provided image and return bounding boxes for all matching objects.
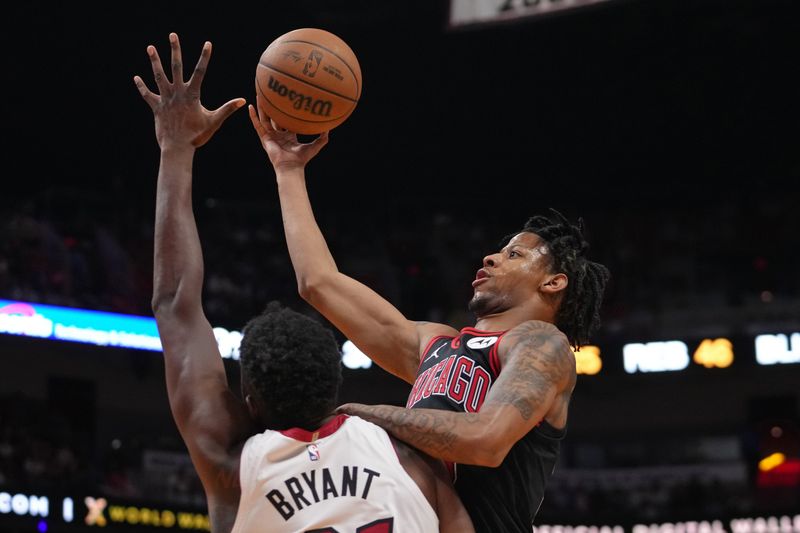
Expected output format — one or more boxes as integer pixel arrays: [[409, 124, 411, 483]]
[[255, 28, 362, 135]]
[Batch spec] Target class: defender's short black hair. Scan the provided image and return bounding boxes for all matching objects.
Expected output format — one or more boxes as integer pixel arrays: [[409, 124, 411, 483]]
[[510, 208, 611, 349], [239, 301, 343, 430]]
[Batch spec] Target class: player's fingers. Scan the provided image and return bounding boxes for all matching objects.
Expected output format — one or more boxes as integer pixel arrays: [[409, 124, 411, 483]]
[[169, 32, 184, 84], [305, 131, 329, 157], [259, 111, 277, 134], [187, 41, 211, 93], [133, 75, 158, 109], [212, 98, 246, 128], [311, 131, 329, 149], [270, 119, 287, 133], [248, 105, 268, 136], [147, 45, 170, 94], [334, 403, 354, 415], [256, 104, 268, 126]]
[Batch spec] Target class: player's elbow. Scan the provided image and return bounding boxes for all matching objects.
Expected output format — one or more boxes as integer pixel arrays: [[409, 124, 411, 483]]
[[470, 446, 509, 468], [151, 290, 196, 320], [297, 272, 333, 303], [151, 291, 178, 316], [465, 428, 513, 467]]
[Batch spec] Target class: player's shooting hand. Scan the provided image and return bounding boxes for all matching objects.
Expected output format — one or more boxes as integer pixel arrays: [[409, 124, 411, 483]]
[[248, 104, 329, 171], [133, 32, 245, 151]]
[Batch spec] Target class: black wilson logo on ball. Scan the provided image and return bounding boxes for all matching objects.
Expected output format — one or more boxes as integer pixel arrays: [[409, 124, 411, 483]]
[[267, 76, 333, 117]]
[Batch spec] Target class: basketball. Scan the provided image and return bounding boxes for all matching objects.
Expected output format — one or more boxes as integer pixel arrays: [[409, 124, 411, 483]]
[[255, 28, 362, 135]]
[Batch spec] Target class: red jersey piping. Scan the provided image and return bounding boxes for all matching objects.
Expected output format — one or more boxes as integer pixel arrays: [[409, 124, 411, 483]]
[[279, 414, 349, 442], [460, 326, 508, 336], [417, 335, 453, 371]]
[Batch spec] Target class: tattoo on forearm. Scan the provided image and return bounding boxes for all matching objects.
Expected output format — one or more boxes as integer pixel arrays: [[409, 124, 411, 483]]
[[353, 405, 480, 457]]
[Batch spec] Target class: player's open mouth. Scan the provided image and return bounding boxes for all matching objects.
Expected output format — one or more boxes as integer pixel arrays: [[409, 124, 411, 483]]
[[472, 269, 489, 287]]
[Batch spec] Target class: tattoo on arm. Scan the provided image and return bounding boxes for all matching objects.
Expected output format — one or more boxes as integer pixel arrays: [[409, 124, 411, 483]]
[[485, 321, 573, 421], [351, 405, 481, 457], [340, 323, 574, 464]]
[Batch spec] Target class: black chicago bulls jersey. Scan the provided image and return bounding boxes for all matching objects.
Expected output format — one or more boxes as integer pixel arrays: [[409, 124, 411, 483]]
[[409, 327, 565, 533]]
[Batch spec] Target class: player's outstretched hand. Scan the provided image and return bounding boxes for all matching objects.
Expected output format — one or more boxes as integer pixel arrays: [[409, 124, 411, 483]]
[[133, 32, 245, 150]]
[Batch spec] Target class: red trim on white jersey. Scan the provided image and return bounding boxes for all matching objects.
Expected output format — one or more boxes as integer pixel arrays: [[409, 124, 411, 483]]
[[279, 414, 349, 442]]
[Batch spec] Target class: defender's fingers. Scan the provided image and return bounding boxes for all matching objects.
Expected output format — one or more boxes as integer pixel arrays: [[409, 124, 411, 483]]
[[133, 75, 159, 109], [212, 98, 246, 128], [147, 44, 170, 94], [187, 41, 212, 93], [169, 32, 184, 84]]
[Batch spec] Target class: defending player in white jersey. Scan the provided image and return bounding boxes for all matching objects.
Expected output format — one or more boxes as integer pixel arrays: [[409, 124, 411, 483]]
[[233, 408, 446, 532], [136, 33, 474, 533]]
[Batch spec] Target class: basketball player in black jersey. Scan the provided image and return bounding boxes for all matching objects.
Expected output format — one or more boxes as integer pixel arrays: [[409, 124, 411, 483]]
[[136, 33, 473, 533], [250, 104, 611, 531]]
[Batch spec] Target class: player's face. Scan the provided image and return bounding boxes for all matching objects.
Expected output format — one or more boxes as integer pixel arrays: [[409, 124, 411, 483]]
[[468, 232, 552, 316]]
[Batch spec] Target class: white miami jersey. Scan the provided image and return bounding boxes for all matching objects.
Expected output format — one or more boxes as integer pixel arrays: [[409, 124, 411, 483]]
[[231, 414, 439, 533]]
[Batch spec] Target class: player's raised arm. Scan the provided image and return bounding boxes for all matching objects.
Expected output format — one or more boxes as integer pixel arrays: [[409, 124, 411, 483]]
[[249, 106, 454, 384], [135, 33, 252, 523]]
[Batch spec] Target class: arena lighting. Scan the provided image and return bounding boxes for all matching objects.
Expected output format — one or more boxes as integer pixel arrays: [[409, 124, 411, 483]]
[[0, 299, 370, 368], [693, 338, 734, 368], [0, 299, 161, 351], [622, 337, 739, 374], [536, 515, 800, 533], [0, 492, 49, 517], [1, 489, 799, 532], [756, 458, 800, 489], [574, 345, 602, 375], [623, 340, 690, 373], [341, 340, 373, 369], [758, 452, 786, 472], [3, 300, 799, 372], [0, 491, 209, 530], [755, 333, 800, 365], [448, 0, 618, 28]]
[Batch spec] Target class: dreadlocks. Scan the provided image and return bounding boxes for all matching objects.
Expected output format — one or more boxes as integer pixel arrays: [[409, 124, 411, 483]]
[[517, 208, 610, 349]]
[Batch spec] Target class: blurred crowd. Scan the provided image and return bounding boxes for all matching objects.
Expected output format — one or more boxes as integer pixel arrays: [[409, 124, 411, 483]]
[[1, 185, 798, 341], [0, 392, 204, 508]]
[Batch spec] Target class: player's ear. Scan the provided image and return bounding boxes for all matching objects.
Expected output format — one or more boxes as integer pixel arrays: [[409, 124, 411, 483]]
[[541, 273, 568, 294], [244, 394, 259, 420]]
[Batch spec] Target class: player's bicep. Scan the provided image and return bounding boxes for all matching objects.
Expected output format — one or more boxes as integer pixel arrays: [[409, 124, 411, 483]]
[[157, 312, 227, 418], [481, 323, 574, 446]]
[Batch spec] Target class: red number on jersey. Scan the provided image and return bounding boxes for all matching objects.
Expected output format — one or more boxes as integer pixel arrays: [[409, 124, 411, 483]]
[[306, 517, 394, 533]]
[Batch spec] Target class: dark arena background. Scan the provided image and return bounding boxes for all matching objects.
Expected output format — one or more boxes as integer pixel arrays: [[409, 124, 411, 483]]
[[1, 0, 799, 532]]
